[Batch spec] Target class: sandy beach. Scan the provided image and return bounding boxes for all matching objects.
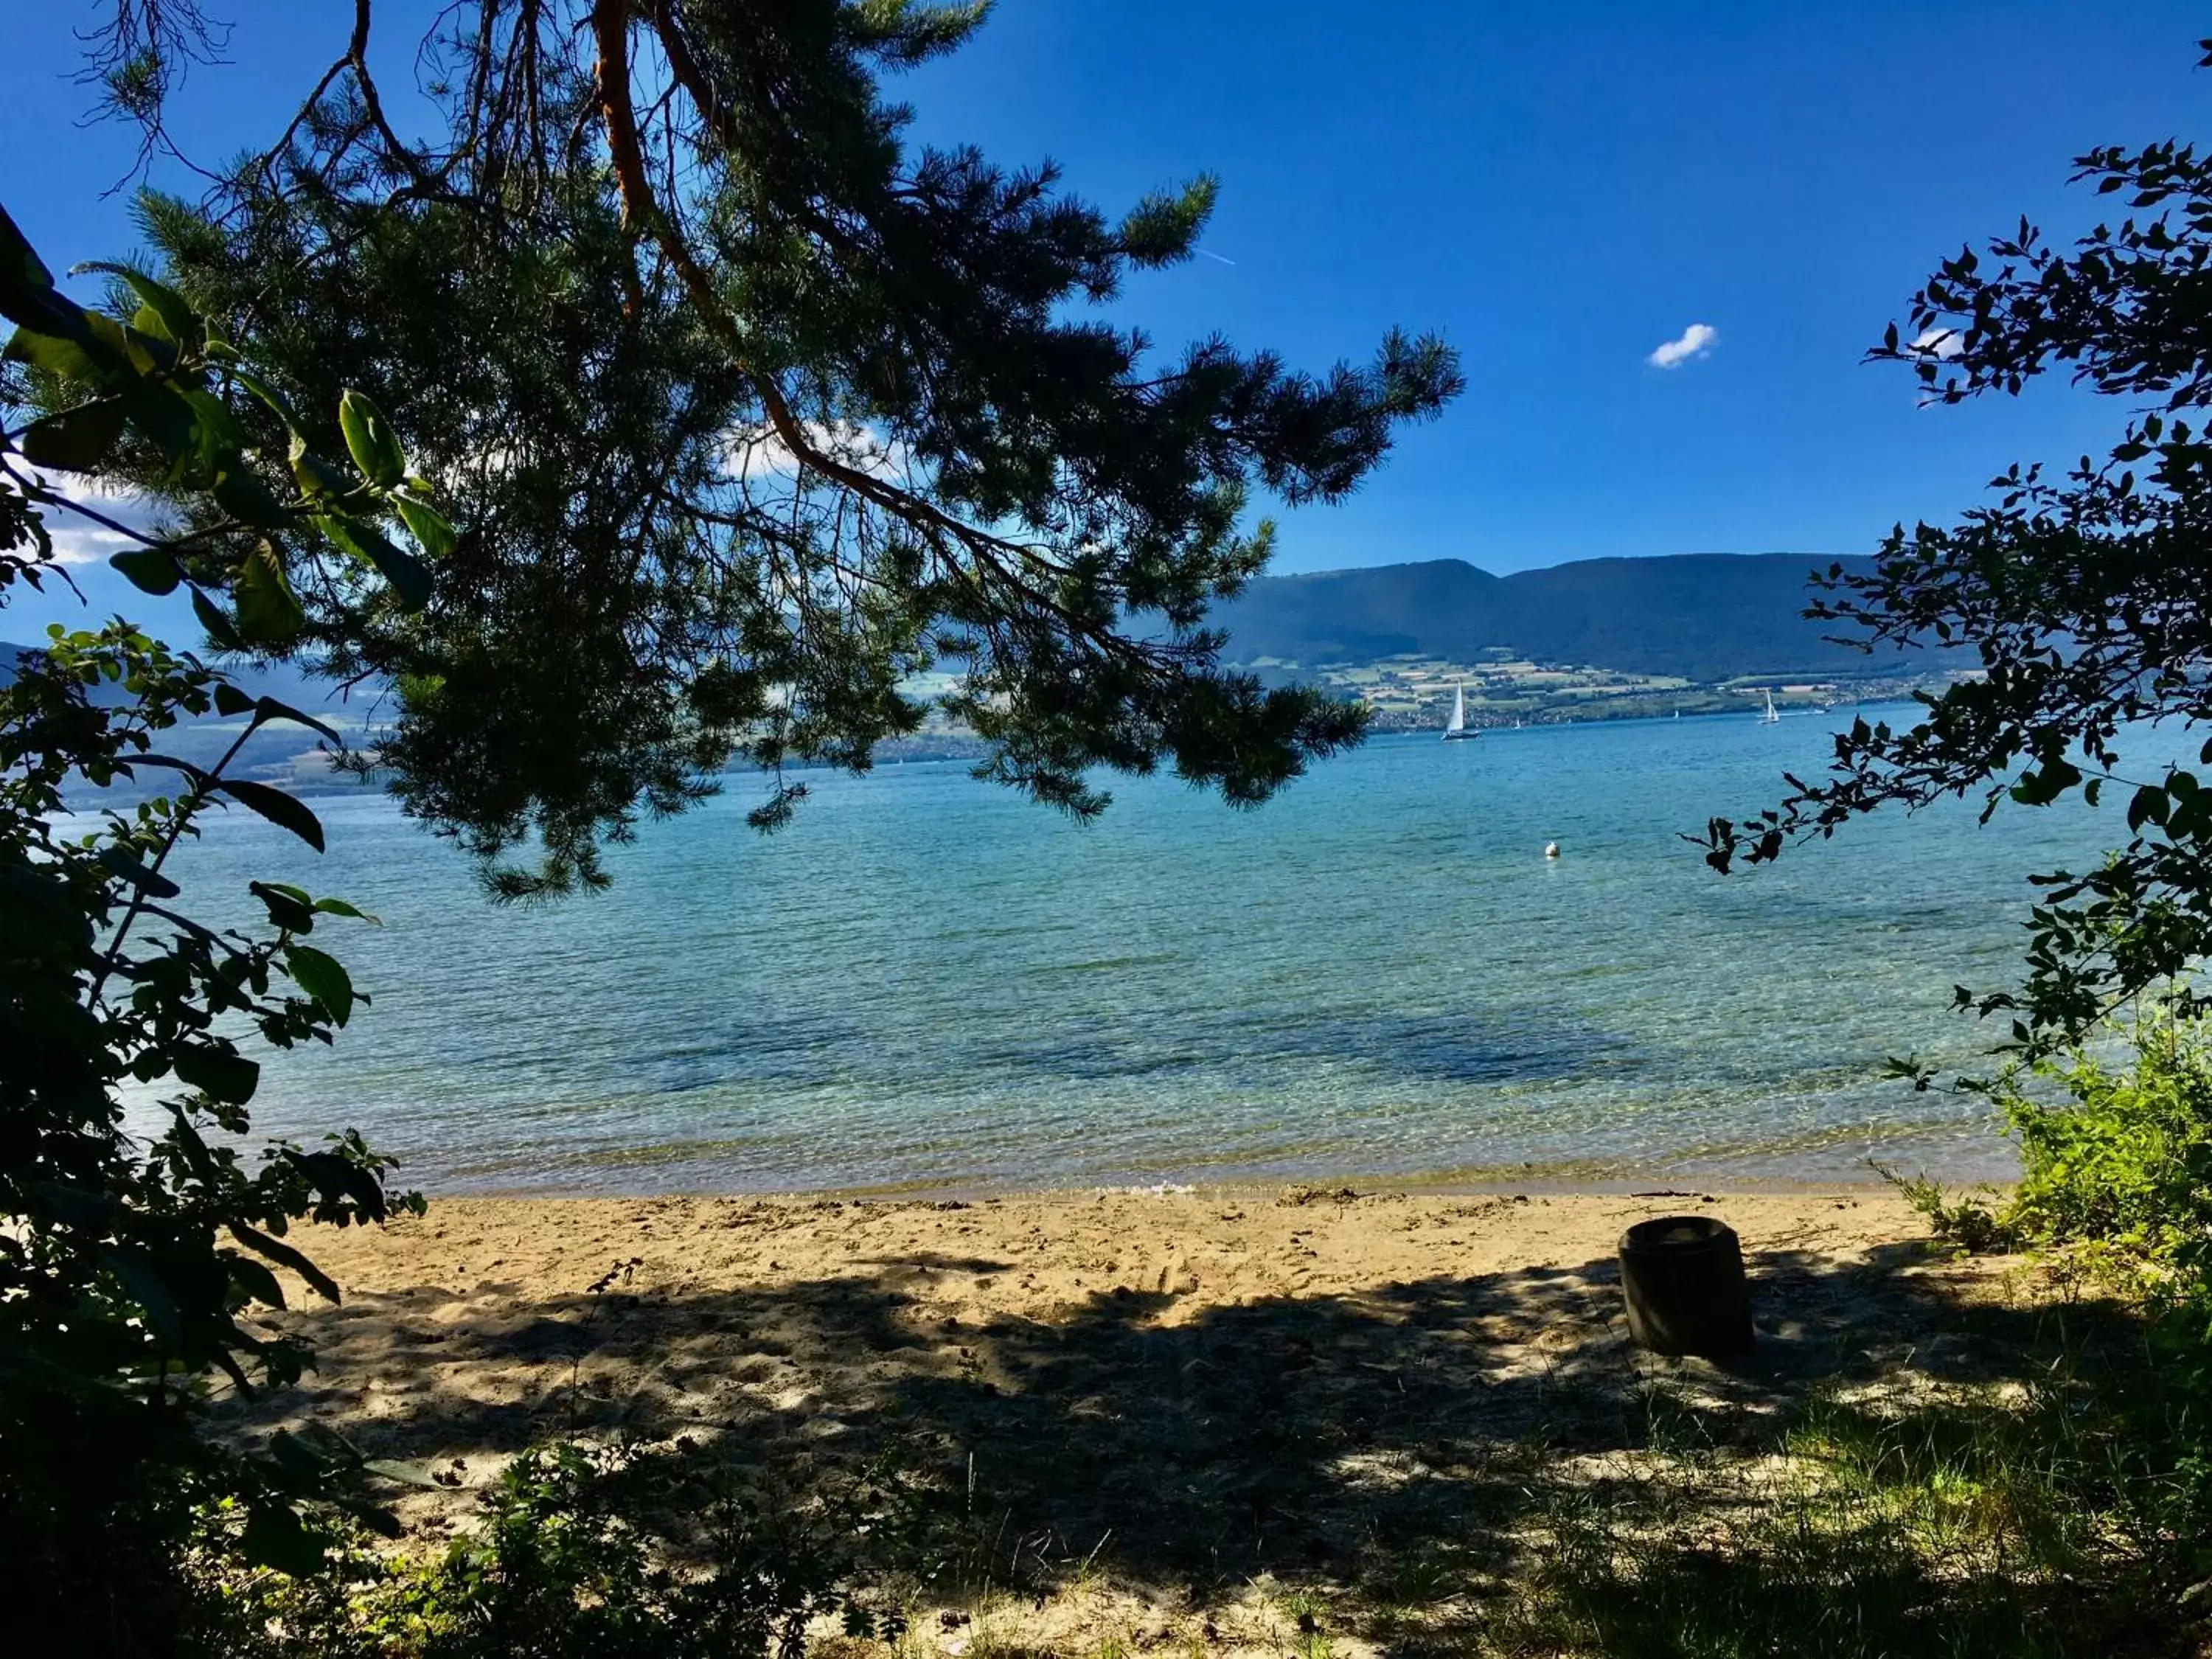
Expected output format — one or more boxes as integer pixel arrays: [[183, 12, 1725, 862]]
[[274, 1186, 1930, 1346], [223, 1183, 2051, 1651]]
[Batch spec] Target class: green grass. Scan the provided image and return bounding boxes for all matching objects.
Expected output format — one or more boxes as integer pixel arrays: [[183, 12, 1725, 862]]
[[215, 1293, 2211, 1659], [1470, 1343, 2200, 1658]]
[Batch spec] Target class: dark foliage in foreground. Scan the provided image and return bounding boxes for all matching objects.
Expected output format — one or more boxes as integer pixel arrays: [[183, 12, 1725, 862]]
[[226, 1445, 858, 1659], [1, 209, 425, 1650], [1705, 38, 2212, 1051], [5, 1, 1463, 1644], [105, 0, 1461, 895]]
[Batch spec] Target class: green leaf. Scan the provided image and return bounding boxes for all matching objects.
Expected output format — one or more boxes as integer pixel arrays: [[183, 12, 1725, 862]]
[[173, 386, 246, 485], [212, 682, 257, 718], [128, 754, 211, 790], [212, 465, 296, 531], [132, 301, 176, 345], [224, 1251, 289, 1310], [234, 540, 306, 644], [249, 695, 341, 745], [174, 1043, 261, 1105], [96, 845, 181, 898], [232, 367, 304, 431], [266, 1427, 339, 1487], [100, 1247, 184, 1346], [74, 261, 201, 347], [286, 944, 355, 1026], [0, 201, 55, 302], [191, 586, 246, 652], [338, 388, 405, 488], [18, 397, 126, 470], [213, 777, 325, 851], [2, 324, 102, 384], [288, 1149, 390, 1220], [2011, 757, 2081, 807], [164, 1105, 221, 1186], [116, 378, 204, 475], [391, 493, 457, 559], [118, 322, 181, 379], [2129, 784, 2170, 832], [111, 546, 183, 596], [229, 1220, 340, 1303], [288, 436, 352, 501], [249, 879, 316, 933], [312, 897, 378, 922], [239, 1505, 326, 1578], [24, 1179, 116, 1234], [313, 513, 432, 609]]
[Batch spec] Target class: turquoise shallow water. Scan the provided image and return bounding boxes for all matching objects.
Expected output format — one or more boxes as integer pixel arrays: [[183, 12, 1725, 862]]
[[130, 706, 2121, 1194]]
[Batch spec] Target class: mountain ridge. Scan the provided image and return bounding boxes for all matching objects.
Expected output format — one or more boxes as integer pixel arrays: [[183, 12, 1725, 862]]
[[7, 552, 1895, 736], [1209, 551, 1888, 682]]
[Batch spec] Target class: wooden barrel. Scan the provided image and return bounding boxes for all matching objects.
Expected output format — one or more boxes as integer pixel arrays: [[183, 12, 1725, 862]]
[[1618, 1214, 1753, 1357]]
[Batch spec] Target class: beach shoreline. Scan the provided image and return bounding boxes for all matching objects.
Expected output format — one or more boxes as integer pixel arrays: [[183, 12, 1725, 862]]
[[413, 1157, 1993, 1205]]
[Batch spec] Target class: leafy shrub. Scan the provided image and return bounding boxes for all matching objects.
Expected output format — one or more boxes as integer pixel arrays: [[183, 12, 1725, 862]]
[[1, 209, 442, 1649], [1882, 1166, 2017, 1255], [1890, 1012, 2212, 1303], [2001, 1019, 2212, 1299], [231, 1443, 858, 1659]]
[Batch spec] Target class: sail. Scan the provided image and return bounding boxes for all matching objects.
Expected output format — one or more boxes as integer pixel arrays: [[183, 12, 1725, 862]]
[[1445, 684, 1467, 735]]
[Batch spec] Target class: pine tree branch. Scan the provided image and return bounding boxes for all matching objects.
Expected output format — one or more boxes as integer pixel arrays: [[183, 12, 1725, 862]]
[[588, 0, 1180, 675]]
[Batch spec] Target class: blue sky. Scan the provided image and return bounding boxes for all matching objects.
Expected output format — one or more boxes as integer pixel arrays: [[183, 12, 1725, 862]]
[[3, 0, 2205, 637]]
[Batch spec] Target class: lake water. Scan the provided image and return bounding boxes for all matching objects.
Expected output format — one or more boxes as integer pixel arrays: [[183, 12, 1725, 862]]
[[133, 706, 2120, 1195]]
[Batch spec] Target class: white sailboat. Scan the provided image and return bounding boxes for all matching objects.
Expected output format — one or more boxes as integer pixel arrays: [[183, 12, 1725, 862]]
[[1442, 683, 1477, 741], [1760, 688, 1781, 725]]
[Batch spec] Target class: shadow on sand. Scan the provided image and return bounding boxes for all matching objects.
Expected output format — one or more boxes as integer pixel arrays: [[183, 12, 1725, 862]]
[[224, 1224, 2149, 1639]]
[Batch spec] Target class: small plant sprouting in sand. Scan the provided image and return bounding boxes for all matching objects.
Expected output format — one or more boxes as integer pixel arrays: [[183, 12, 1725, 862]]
[[561, 1254, 643, 1427], [1274, 1586, 1335, 1659], [1876, 1164, 2017, 1256]]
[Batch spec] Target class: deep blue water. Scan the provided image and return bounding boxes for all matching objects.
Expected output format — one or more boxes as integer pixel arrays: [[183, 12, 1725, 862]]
[[125, 706, 2124, 1194]]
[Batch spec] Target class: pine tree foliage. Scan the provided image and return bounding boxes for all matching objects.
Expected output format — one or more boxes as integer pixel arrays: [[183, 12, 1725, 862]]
[[100, 0, 1461, 894]]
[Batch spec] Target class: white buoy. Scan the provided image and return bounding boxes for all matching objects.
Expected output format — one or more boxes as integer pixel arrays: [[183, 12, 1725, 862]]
[[1545, 841, 1560, 859]]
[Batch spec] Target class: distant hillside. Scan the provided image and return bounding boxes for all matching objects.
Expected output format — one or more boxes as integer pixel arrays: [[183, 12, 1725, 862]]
[[1209, 552, 1891, 682]]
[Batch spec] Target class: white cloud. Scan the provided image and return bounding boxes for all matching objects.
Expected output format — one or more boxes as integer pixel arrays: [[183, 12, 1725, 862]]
[[46, 525, 134, 566], [1647, 322, 1718, 370], [5, 458, 159, 565], [1911, 326, 1964, 360], [720, 420, 905, 484]]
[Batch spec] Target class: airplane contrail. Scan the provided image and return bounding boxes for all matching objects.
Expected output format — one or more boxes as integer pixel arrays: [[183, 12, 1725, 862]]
[[1194, 247, 1237, 266]]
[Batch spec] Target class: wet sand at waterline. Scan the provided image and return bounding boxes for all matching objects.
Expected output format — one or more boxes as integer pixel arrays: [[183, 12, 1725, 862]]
[[229, 1183, 2059, 1653]]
